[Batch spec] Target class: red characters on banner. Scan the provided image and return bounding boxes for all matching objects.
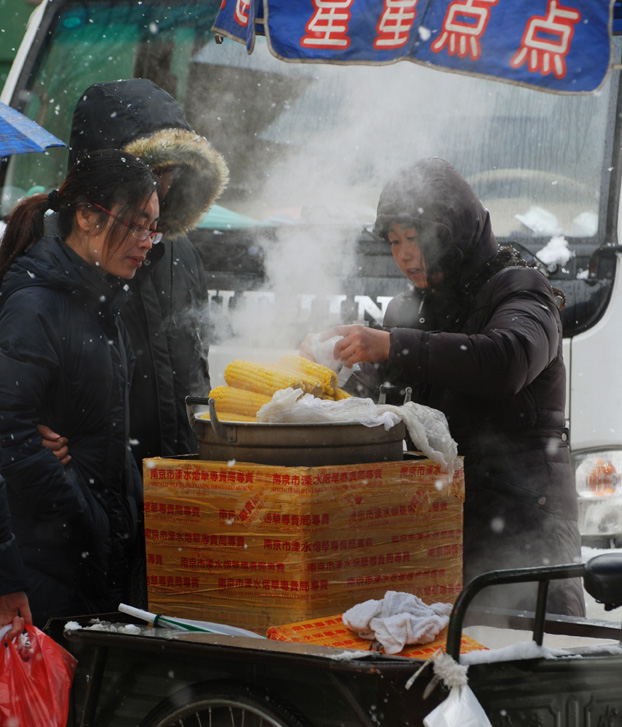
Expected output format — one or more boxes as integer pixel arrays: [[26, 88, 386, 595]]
[[301, 0, 355, 49], [510, 0, 581, 79], [374, 0, 419, 50], [431, 0, 499, 61], [235, 0, 251, 27]]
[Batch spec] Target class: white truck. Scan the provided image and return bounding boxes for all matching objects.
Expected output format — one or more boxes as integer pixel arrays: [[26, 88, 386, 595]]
[[3, 0, 622, 544]]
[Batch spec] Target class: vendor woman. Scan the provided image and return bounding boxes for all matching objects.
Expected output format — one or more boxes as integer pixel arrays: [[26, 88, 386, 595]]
[[301, 157, 585, 617]]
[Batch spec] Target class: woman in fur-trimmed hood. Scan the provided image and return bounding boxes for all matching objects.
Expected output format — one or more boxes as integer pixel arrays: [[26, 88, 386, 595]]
[[303, 158, 585, 617], [62, 79, 229, 479], [69, 78, 228, 239]]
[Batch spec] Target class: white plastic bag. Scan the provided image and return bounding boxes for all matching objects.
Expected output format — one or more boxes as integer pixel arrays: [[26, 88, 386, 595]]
[[424, 685, 493, 727], [421, 652, 492, 727], [309, 333, 344, 373]]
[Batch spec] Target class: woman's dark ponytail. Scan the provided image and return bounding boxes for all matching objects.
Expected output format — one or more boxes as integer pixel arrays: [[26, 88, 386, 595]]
[[46, 189, 60, 212], [0, 194, 49, 281]]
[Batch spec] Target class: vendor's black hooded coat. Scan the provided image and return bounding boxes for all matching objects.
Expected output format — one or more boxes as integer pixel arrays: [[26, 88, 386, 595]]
[[0, 237, 142, 626], [68, 80, 228, 465], [350, 158, 584, 616]]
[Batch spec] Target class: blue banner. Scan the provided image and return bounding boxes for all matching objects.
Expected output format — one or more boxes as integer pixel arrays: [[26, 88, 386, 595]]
[[213, 0, 614, 93]]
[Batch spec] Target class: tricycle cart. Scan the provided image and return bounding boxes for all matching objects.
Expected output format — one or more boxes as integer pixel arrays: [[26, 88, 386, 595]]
[[48, 554, 622, 727]]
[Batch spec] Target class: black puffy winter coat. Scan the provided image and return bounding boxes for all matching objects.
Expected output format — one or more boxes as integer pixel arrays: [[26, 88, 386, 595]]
[[69, 80, 228, 465], [349, 158, 584, 616], [0, 236, 143, 626]]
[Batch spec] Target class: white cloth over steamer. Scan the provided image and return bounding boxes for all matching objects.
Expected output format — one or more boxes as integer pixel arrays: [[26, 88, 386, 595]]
[[257, 387, 461, 474]]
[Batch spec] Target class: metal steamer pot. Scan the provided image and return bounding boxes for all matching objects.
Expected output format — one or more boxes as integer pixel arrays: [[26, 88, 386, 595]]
[[186, 397, 406, 467]]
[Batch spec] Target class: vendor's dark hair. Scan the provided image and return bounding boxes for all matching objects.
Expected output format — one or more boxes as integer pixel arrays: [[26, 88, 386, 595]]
[[0, 148, 159, 280]]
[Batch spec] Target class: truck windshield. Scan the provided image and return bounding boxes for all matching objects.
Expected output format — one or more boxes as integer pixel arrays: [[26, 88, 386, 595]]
[[2, 0, 619, 253]]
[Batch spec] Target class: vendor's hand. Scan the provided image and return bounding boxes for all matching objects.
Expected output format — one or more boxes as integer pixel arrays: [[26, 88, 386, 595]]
[[329, 325, 391, 368], [0, 591, 32, 642], [38, 424, 71, 465]]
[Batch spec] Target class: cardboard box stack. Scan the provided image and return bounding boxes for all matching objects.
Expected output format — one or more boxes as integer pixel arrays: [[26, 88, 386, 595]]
[[143, 457, 465, 634]]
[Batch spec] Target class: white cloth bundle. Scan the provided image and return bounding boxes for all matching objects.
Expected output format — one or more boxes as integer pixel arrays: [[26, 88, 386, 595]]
[[257, 387, 461, 474], [342, 591, 453, 655]]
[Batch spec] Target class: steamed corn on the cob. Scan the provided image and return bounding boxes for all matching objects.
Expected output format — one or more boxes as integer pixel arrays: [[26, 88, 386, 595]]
[[334, 387, 351, 400], [209, 385, 272, 417], [278, 354, 338, 397], [200, 411, 257, 423], [224, 360, 321, 397]]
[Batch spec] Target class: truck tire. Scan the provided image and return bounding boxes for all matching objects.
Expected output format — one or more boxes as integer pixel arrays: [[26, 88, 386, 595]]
[[138, 680, 310, 727]]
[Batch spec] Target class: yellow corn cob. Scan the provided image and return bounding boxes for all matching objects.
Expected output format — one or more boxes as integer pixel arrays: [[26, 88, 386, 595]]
[[224, 360, 321, 397], [209, 386, 272, 417], [334, 388, 351, 400], [278, 354, 338, 397], [199, 411, 257, 423], [268, 363, 326, 397]]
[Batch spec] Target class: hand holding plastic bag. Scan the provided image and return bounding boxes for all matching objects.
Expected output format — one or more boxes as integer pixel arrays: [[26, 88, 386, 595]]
[[0, 624, 77, 727]]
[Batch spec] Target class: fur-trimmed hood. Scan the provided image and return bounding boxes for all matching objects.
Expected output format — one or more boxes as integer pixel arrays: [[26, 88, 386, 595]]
[[69, 79, 228, 239]]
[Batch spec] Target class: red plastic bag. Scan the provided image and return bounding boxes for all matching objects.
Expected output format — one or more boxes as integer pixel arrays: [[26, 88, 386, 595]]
[[0, 625, 77, 727]]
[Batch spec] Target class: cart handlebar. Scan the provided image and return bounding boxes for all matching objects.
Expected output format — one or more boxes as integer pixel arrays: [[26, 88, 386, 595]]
[[447, 553, 622, 659]]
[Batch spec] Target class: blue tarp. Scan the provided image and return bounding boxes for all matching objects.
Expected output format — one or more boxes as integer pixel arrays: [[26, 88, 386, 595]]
[[213, 0, 614, 94]]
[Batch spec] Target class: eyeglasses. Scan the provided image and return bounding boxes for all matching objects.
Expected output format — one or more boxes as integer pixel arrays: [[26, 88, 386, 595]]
[[91, 203, 163, 244]]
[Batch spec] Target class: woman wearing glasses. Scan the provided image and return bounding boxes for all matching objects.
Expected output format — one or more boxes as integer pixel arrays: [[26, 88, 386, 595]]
[[0, 149, 160, 627]]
